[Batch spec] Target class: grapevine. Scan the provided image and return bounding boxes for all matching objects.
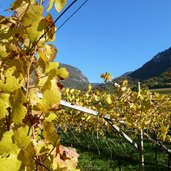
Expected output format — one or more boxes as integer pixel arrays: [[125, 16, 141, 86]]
[[0, 0, 79, 170], [59, 79, 171, 143]]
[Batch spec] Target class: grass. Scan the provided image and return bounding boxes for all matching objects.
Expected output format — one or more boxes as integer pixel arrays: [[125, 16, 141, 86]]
[[60, 131, 170, 171], [150, 87, 171, 95]]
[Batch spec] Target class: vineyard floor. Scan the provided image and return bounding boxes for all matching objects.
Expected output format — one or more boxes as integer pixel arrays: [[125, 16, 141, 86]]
[[60, 131, 171, 171], [150, 88, 171, 95]]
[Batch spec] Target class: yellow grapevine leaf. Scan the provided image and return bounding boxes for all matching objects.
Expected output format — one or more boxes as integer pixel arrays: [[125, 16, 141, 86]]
[[42, 79, 61, 108], [0, 156, 21, 171], [47, 0, 55, 12], [39, 44, 58, 62], [10, 89, 27, 123], [0, 44, 9, 58], [47, 44, 58, 61], [13, 126, 31, 149], [4, 59, 24, 82], [100, 72, 113, 83], [44, 14, 56, 41], [21, 5, 45, 43], [43, 121, 59, 144], [18, 141, 35, 170], [10, 0, 34, 20], [0, 75, 20, 93], [45, 62, 59, 73], [47, 0, 66, 13], [45, 113, 57, 122], [105, 94, 112, 104], [54, 0, 66, 13], [87, 84, 92, 92], [0, 131, 18, 155], [0, 93, 10, 120], [56, 67, 69, 79]]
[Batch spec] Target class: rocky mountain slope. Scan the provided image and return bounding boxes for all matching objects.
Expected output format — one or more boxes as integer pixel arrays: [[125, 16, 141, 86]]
[[59, 47, 171, 90], [59, 63, 89, 90], [114, 47, 171, 88], [130, 47, 171, 81]]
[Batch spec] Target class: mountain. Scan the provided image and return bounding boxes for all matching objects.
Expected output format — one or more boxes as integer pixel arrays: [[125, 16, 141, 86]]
[[59, 63, 89, 90], [130, 47, 171, 81], [113, 47, 171, 89], [59, 46, 171, 90]]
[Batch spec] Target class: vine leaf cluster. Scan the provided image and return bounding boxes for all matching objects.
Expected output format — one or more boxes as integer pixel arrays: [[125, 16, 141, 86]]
[[0, 0, 79, 170]]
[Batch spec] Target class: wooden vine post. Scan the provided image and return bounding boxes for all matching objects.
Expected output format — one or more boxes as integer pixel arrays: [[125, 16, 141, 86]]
[[138, 82, 145, 171], [168, 153, 171, 171]]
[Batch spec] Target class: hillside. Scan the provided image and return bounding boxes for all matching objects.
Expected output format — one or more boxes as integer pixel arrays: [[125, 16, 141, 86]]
[[59, 47, 171, 90], [130, 47, 171, 81], [113, 47, 171, 89], [59, 63, 89, 90]]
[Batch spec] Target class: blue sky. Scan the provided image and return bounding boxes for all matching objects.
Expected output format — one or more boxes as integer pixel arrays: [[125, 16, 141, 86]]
[[1, 1, 171, 83]]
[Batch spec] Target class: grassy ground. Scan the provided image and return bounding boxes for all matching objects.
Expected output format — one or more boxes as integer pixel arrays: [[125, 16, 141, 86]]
[[60, 131, 170, 171], [150, 88, 171, 95]]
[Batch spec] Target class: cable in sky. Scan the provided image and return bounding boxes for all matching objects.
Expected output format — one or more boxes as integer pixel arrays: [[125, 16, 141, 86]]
[[37, 0, 89, 48], [28, 0, 78, 53], [57, 0, 89, 32]]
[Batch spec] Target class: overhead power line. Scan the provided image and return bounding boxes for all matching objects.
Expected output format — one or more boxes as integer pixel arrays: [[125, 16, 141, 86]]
[[28, 0, 78, 53], [29, 0, 89, 52], [35, 0, 78, 45], [57, 0, 89, 32]]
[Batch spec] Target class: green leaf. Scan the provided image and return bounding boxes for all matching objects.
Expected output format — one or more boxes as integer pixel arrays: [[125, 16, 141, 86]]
[[0, 93, 10, 120], [13, 126, 31, 149], [0, 75, 20, 93], [10, 89, 27, 123]]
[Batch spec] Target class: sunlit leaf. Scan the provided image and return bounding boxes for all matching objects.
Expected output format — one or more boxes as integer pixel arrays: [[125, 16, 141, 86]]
[[0, 156, 21, 171], [13, 126, 31, 149], [21, 5, 45, 43], [0, 93, 10, 120], [42, 79, 61, 109], [10, 89, 27, 123], [0, 75, 20, 93], [45, 113, 57, 122], [56, 67, 69, 79], [0, 131, 18, 155], [10, 0, 34, 19], [47, 0, 55, 12], [54, 0, 66, 13]]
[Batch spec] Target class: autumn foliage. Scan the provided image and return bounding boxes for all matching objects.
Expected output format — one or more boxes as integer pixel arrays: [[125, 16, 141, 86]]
[[0, 0, 79, 170]]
